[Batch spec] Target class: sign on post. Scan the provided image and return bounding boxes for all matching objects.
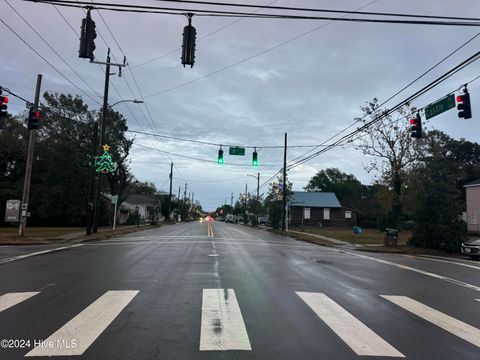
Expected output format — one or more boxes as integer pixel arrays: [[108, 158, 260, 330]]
[[229, 147, 245, 156], [5, 200, 21, 223], [424, 94, 455, 120]]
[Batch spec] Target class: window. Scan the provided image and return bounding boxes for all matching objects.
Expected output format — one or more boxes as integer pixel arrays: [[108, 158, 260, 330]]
[[323, 208, 330, 220], [304, 207, 311, 220], [472, 210, 478, 225], [345, 210, 352, 219]]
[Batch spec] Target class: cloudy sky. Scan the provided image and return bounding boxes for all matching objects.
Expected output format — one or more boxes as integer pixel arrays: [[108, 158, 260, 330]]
[[2, 0, 480, 211]]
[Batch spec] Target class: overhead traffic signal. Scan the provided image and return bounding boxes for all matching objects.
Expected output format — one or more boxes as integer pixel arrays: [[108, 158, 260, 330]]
[[79, 10, 96, 61], [28, 108, 40, 130], [0, 95, 8, 118], [181, 14, 196, 67], [457, 90, 472, 119], [410, 113, 422, 138], [217, 148, 224, 164], [252, 149, 258, 166]]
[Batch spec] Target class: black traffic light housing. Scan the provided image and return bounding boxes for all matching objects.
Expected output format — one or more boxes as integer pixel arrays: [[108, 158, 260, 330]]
[[410, 113, 422, 138], [28, 108, 40, 130], [457, 90, 472, 119], [252, 149, 258, 166], [79, 10, 97, 61], [0, 95, 8, 118], [181, 14, 196, 67], [217, 147, 224, 165]]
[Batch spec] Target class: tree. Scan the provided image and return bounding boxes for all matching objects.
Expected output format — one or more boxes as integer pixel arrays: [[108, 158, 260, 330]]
[[265, 176, 292, 229], [409, 131, 466, 251], [304, 168, 363, 209], [0, 115, 28, 225], [355, 98, 421, 228], [1, 92, 134, 227]]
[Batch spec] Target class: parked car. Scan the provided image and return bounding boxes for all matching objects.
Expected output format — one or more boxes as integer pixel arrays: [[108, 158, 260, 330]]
[[258, 216, 267, 225], [461, 239, 480, 259], [225, 214, 235, 223]]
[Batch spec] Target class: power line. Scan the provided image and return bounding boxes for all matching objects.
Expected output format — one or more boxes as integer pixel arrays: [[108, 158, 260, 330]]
[[127, 129, 327, 149], [50, 2, 149, 133], [151, 0, 480, 23], [0, 15, 102, 106], [132, 0, 280, 69], [287, 52, 480, 171], [133, 142, 283, 166], [287, 30, 480, 165], [4, 0, 103, 101], [32, 1, 480, 27], [142, 0, 383, 98]]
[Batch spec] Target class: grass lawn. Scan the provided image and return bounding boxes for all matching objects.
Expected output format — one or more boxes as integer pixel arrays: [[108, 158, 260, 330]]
[[291, 227, 411, 245], [0, 227, 82, 237]]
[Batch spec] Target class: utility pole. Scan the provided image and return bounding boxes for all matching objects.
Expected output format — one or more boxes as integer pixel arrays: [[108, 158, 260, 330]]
[[168, 162, 173, 219], [245, 183, 248, 223], [184, 183, 187, 202], [282, 132, 287, 232], [192, 192, 194, 204], [86, 121, 99, 234], [231, 192, 234, 207], [178, 186, 181, 199], [256, 172, 260, 222], [91, 48, 126, 233], [19, 74, 42, 237]]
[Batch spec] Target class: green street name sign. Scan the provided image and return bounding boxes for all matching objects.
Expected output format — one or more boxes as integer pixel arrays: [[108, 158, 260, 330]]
[[229, 147, 245, 156], [424, 94, 455, 120]]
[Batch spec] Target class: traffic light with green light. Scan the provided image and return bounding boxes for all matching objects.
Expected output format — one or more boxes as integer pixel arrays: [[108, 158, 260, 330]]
[[217, 148, 224, 164], [252, 149, 258, 166]]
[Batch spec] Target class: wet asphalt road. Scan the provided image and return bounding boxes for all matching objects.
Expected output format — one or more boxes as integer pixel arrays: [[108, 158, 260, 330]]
[[0, 221, 479, 360]]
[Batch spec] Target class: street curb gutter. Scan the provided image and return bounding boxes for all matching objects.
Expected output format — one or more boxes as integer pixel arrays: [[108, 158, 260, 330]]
[[0, 225, 159, 246]]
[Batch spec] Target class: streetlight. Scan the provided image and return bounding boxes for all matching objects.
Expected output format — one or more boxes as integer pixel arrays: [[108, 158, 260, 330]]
[[109, 99, 143, 108]]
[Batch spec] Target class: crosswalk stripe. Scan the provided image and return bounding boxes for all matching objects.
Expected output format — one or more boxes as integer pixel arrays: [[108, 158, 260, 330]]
[[382, 295, 480, 349], [25, 290, 139, 357], [297, 292, 404, 357], [0, 292, 39, 313], [200, 289, 251, 351]]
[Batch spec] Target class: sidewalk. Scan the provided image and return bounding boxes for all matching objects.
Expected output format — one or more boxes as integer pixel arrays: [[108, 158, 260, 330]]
[[0, 224, 156, 245], [287, 230, 349, 245]]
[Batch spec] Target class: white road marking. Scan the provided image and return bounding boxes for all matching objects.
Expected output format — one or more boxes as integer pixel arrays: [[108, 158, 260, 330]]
[[382, 295, 480, 348], [297, 292, 404, 357], [339, 250, 480, 292], [403, 254, 480, 270], [200, 289, 251, 351], [25, 290, 139, 357], [476, 299, 480, 302], [0, 292, 39, 313], [0, 244, 83, 265]]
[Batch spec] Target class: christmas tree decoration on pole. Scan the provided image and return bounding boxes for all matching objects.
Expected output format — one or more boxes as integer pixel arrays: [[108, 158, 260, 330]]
[[95, 144, 115, 174]]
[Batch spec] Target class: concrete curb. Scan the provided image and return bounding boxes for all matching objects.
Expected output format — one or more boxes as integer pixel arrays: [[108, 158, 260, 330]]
[[0, 225, 159, 246]]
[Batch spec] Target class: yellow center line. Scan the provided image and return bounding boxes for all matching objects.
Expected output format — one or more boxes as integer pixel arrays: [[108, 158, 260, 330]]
[[207, 221, 214, 238]]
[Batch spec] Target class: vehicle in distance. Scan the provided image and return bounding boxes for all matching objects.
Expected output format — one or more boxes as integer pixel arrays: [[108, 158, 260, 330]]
[[461, 238, 480, 259], [225, 214, 235, 223]]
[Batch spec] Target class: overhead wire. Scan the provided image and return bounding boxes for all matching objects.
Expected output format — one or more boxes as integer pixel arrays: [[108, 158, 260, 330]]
[[142, 0, 381, 97], [286, 51, 480, 171], [0, 16, 102, 106], [133, 142, 284, 166], [132, 0, 280, 69], [126, 129, 328, 149], [287, 30, 480, 165], [50, 2, 149, 133], [31, 1, 480, 27]]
